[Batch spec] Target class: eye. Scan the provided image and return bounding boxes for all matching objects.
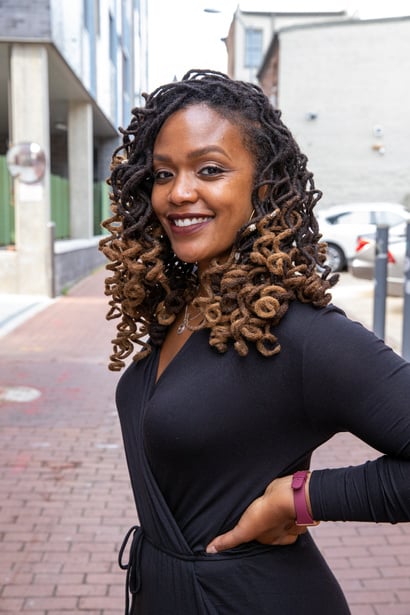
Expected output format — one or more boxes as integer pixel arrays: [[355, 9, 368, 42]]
[[153, 169, 173, 182], [199, 165, 225, 177]]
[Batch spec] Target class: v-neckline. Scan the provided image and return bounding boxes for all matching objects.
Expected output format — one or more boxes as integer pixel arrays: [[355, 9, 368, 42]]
[[154, 330, 199, 386]]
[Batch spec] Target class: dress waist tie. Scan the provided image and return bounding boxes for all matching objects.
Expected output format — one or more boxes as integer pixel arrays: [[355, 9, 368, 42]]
[[119, 524, 280, 614], [119, 525, 144, 614]]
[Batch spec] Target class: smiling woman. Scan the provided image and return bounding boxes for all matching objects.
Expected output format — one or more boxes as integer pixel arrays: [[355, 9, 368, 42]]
[[100, 69, 333, 367], [151, 104, 255, 270], [99, 70, 410, 615]]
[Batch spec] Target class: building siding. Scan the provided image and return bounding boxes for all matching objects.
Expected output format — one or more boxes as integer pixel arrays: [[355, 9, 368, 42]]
[[277, 18, 410, 206], [0, 0, 51, 39]]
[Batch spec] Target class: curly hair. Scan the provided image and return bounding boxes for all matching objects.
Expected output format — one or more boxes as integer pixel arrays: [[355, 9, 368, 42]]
[[99, 69, 338, 371]]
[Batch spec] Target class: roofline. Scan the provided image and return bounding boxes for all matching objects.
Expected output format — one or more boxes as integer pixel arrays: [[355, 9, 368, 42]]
[[258, 13, 410, 79], [0, 36, 52, 44], [276, 14, 410, 34], [240, 10, 347, 18], [0, 39, 118, 137]]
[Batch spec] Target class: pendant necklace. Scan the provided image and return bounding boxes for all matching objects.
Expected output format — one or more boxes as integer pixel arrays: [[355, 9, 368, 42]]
[[177, 304, 203, 335]]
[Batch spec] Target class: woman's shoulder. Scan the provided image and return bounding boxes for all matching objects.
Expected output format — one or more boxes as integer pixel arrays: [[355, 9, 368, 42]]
[[281, 300, 347, 333], [278, 299, 377, 356], [281, 298, 406, 375]]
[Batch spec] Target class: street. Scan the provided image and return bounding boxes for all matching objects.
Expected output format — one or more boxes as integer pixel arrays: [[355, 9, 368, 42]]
[[0, 267, 409, 614]]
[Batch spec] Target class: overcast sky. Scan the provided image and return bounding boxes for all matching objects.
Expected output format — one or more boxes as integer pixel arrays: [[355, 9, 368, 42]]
[[147, 0, 410, 90]]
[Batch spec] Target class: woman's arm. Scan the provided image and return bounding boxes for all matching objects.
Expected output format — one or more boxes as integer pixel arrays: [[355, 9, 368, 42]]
[[304, 309, 410, 524], [207, 308, 410, 553], [206, 474, 311, 553]]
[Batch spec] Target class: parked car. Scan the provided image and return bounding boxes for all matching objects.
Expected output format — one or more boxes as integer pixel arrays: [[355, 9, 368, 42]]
[[316, 202, 410, 272], [350, 222, 409, 296]]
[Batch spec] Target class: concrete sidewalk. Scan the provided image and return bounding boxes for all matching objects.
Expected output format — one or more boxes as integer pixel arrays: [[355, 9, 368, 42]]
[[0, 294, 54, 340], [0, 268, 409, 614]]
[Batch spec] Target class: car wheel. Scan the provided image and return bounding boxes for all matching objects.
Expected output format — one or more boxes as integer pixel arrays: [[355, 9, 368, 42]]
[[325, 243, 346, 272]]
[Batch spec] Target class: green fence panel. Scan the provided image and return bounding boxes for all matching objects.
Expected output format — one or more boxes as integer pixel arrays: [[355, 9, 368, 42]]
[[1, 166, 104, 244], [50, 175, 70, 239], [0, 156, 14, 246], [94, 180, 110, 235]]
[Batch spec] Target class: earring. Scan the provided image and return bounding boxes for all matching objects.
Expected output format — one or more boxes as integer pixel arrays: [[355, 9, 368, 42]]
[[246, 209, 256, 233]]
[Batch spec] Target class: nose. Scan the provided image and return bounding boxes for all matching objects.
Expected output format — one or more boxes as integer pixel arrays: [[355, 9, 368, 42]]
[[168, 172, 198, 205]]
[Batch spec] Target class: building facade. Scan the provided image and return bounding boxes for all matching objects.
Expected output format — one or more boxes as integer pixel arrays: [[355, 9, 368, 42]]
[[261, 17, 410, 206], [225, 7, 346, 93], [0, 0, 149, 296]]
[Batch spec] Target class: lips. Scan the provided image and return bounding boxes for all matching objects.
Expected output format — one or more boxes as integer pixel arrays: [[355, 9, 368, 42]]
[[167, 214, 213, 230], [173, 216, 213, 228]]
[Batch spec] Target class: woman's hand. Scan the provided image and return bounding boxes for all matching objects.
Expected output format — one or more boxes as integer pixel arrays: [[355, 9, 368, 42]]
[[206, 475, 312, 554]]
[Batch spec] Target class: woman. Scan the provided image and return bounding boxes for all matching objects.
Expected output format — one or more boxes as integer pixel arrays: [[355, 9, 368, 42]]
[[100, 70, 410, 614]]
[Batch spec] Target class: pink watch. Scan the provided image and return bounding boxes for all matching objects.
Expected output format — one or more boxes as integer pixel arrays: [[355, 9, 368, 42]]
[[291, 470, 317, 526]]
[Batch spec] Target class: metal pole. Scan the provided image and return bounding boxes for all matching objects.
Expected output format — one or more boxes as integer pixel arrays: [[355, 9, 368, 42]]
[[402, 222, 410, 360], [47, 221, 56, 298], [373, 225, 388, 340]]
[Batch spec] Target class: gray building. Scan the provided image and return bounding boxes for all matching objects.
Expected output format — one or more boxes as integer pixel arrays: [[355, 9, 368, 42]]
[[0, 0, 149, 296], [225, 6, 347, 90], [258, 16, 410, 207]]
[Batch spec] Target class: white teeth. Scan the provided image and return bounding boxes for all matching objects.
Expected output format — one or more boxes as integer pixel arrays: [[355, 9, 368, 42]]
[[173, 217, 211, 227]]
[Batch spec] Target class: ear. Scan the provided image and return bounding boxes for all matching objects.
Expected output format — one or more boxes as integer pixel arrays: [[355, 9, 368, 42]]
[[258, 184, 269, 201]]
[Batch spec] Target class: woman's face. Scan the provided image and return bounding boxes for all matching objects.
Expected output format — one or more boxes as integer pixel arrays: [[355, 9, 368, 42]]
[[151, 104, 255, 273]]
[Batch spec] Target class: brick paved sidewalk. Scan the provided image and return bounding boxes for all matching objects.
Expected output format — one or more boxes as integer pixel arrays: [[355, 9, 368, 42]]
[[0, 267, 409, 614], [0, 267, 137, 614], [313, 275, 410, 615]]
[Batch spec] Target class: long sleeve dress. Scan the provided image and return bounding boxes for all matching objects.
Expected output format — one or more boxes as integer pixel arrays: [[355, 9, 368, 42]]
[[115, 301, 410, 614]]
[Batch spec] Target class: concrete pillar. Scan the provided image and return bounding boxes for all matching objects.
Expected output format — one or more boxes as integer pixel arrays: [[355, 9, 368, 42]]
[[9, 43, 52, 296], [68, 101, 94, 239]]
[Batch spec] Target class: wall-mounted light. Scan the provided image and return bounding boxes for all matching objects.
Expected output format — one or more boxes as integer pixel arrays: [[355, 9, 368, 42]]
[[54, 122, 68, 132], [372, 124, 385, 155], [305, 112, 318, 121], [372, 143, 386, 155]]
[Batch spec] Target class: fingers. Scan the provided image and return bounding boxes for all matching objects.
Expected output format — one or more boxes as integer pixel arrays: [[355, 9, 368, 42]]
[[270, 525, 308, 546], [206, 523, 307, 553], [206, 524, 250, 553], [271, 533, 300, 546]]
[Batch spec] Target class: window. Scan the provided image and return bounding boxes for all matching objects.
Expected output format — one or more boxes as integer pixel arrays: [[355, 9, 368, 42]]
[[123, 51, 130, 93], [84, 0, 100, 36], [109, 13, 116, 64], [327, 211, 371, 225], [245, 28, 262, 68], [95, 0, 100, 36], [84, 0, 91, 30], [376, 212, 405, 226]]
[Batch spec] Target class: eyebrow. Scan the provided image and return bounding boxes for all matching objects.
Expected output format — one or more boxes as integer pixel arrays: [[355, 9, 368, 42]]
[[153, 145, 231, 162]]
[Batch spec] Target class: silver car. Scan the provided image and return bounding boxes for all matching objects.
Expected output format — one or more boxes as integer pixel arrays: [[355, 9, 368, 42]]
[[350, 223, 409, 296], [316, 202, 410, 272]]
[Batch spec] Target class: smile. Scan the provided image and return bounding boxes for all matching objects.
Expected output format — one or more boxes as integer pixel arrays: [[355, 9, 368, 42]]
[[172, 217, 213, 228]]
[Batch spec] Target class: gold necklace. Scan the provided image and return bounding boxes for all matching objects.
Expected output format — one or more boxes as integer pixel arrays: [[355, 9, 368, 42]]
[[177, 304, 203, 335]]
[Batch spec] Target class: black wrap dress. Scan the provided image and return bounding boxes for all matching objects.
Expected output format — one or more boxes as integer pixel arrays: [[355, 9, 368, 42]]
[[116, 302, 410, 614]]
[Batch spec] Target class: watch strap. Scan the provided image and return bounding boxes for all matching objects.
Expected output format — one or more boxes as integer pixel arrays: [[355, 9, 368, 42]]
[[291, 470, 316, 526]]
